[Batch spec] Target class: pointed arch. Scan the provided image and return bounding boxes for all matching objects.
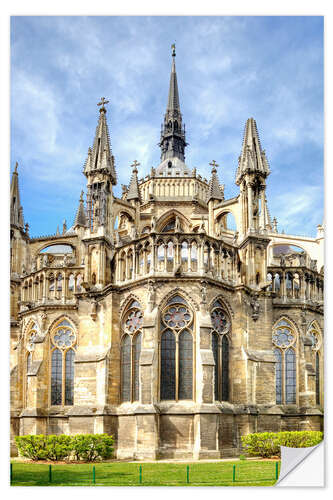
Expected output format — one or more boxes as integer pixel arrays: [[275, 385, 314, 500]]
[[272, 317, 297, 405], [156, 209, 191, 233], [159, 287, 200, 312], [160, 293, 194, 401]]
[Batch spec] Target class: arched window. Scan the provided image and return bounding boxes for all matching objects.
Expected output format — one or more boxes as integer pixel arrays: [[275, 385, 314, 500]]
[[210, 300, 231, 401], [272, 319, 297, 404], [308, 322, 322, 406], [120, 300, 143, 402], [160, 295, 193, 401], [50, 319, 76, 406], [316, 352, 320, 405]]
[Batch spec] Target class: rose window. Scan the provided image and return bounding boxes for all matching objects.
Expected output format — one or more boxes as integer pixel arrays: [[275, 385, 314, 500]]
[[163, 304, 192, 329], [125, 309, 143, 333], [211, 308, 229, 334], [272, 327, 295, 348], [52, 321, 76, 349]]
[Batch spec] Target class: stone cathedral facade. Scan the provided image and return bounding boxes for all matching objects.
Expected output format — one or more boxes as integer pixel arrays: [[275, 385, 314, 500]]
[[10, 48, 324, 459]]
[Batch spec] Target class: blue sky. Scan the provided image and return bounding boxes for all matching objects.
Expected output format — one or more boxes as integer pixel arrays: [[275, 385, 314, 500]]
[[10, 16, 323, 237]]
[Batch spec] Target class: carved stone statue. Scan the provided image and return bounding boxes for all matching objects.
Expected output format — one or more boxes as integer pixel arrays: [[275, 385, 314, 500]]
[[147, 279, 156, 312], [115, 231, 120, 246], [199, 218, 206, 234], [232, 231, 239, 245], [151, 216, 157, 232], [43, 254, 49, 268], [250, 294, 260, 321], [280, 255, 286, 267], [200, 280, 207, 304], [31, 258, 37, 272], [130, 224, 138, 239], [21, 263, 26, 275], [175, 216, 181, 232]]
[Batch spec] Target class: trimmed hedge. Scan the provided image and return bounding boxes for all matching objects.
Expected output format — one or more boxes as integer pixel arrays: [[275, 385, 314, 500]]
[[15, 434, 114, 462], [241, 431, 323, 458]]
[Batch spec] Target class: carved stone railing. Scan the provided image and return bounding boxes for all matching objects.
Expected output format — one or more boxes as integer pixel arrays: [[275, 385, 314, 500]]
[[114, 232, 239, 286], [267, 266, 324, 304], [20, 266, 84, 308]]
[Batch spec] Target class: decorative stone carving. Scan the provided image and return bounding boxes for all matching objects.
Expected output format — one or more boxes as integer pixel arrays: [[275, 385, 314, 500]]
[[151, 216, 156, 232], [200, 280, 207, 305], [63, 254, 75, 267], [250, 293, 260, 321], [147, 279, 156, 312], [175, 216, 181, 232], [130, 224, 137, 239]]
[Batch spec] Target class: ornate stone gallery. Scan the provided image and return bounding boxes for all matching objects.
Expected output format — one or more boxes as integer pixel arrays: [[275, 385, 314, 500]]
[[10, 46, 324, 459]]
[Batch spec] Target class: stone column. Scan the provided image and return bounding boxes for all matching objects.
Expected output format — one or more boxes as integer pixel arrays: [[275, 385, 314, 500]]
[[247, 183, 254, 231]]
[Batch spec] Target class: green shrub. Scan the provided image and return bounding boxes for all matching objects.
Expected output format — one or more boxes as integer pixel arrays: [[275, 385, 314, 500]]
[[241, 431, 323, 458], [15, 434, 114, 462], [44, 435, 73, 461], [71, 434, 114, 462], [15, 435, 48, 461]]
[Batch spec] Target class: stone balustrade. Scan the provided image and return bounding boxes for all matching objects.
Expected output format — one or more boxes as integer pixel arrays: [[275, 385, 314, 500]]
[[114, 232, 239, 285], [20, 267, 84, 307], [267, 266, 324, 303]]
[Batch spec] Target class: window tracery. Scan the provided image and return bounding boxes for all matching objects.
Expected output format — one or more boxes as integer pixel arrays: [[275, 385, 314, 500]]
[[307, 322, 322, 405], [210, 300, 230, 401], [272, 318, 297, 404], [120, 300, 143, 402], [50, 319, 76, 406], [160, 295, 194, 401]]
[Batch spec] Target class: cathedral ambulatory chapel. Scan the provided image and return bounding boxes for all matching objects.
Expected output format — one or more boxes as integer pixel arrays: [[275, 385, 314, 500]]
[[10, 47, 324, 459]]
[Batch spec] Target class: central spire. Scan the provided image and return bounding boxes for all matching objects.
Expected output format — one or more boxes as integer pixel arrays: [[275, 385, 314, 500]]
[[159, 44, 187, 163]]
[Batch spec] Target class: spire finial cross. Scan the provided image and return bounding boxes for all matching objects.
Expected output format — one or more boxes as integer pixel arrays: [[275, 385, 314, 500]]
[[131, 160, 140, 172], [97, 97, 109, 111], [209, 160, 219, 172], [171, 43, 176, 57], [14, 161, 18, 173]]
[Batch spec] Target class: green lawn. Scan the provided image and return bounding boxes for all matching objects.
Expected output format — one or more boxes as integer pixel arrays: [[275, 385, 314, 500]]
[[10, 460, 280, 486]]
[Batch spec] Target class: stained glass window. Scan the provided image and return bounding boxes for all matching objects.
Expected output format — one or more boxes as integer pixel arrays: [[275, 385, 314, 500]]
[[212, 333, 219, 401], [160, 296, 193, 401], [120, 301, 143, 403], [133, 333, 142, 402], [50, 318, 76, 406], [273, 319, 297, 405], [274, 348, 282, 404], [51, 349, 62, 405], [179, 330, 193, 399], [210, 301, 230, 401], [65, 349, 75, 405], [160, 330, 176, 400], [285, 348, 296, 404], [222, 335, 229, 401], [121, 334, 131, 402], [316, 352, 320, 405]]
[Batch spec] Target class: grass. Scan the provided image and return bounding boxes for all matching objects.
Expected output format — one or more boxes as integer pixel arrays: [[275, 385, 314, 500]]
[[10, 460, 280, 486]]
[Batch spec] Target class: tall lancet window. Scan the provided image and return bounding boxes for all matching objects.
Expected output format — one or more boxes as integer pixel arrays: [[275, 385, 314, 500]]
[[50, 319, 76, 406], [210, 300, 231, 402], [25, 322, 38, 406], [120, 300, 143, 402], [160, 295, 194, 401], [272, 319, 297, 404], [308, 322, 322, 406]]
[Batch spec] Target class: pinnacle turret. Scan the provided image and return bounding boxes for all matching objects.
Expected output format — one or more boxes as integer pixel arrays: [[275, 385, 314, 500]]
[[10, 162, 25, 230], [83, 98, 117, 185], [159, 45, 187, 163], [235, 118, 270, 185], [73, 191, 87, 228], [126, 161, 142, 202], [207, 160, 224, 202]]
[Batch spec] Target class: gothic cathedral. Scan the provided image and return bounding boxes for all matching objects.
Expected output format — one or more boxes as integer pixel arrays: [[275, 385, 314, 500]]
[[10, 47, 324, 459]]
